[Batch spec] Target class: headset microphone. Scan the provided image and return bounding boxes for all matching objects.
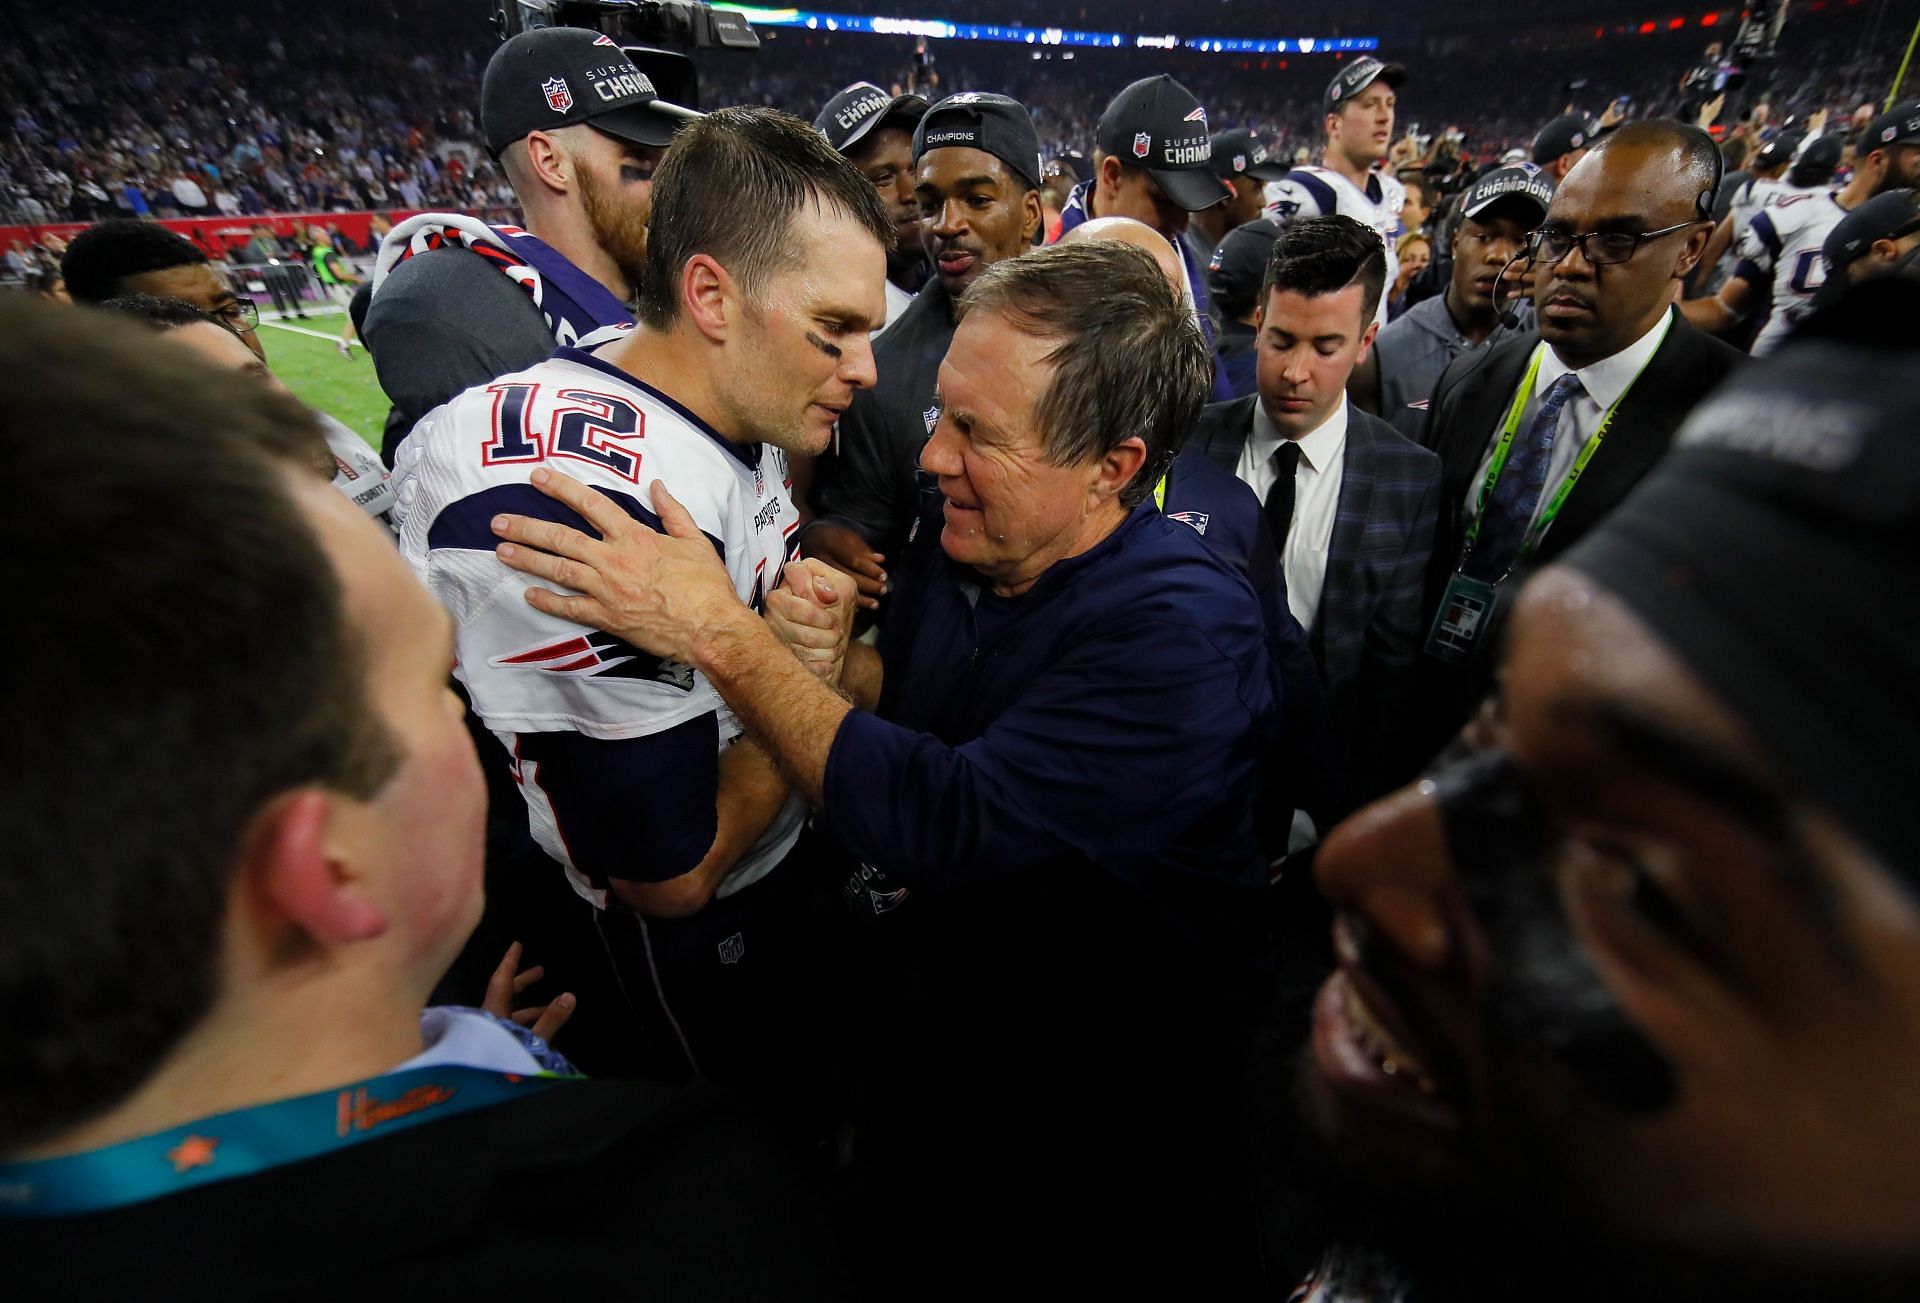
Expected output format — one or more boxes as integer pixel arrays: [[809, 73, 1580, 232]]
[[1492, 251, 1531, 330]]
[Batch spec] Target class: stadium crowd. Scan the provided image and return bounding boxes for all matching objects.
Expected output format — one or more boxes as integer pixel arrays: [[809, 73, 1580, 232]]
[[4, 0, 1920, 1300]]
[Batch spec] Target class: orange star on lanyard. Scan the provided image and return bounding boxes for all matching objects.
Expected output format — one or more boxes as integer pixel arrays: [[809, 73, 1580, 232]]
[[165, 1135, 219, 1174]]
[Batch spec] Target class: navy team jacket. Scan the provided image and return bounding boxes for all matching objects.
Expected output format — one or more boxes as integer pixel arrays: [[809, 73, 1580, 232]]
[[818, 500, 1277, 983]]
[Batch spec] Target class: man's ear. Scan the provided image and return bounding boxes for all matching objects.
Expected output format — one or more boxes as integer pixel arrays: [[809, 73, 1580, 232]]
[[1674, 221, 1714, 280], [1023, 188, 1046, 243], [1356, 318, 1382, 366], [1098, 154, 1124, 196], [680, 254, 737, 345], [250, 790, 388, 945], [519, 132, 573, 198], [1097, 435, 1149, 503]]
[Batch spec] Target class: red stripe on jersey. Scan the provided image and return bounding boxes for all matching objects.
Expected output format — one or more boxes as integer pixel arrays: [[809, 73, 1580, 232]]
[[499, 635, 591, 664]]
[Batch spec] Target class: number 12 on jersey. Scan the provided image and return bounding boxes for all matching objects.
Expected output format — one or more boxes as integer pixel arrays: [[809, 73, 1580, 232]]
[[483, 382, 647, 482]]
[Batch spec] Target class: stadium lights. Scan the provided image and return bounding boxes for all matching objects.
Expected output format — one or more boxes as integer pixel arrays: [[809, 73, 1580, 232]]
[[708, 4, 1376, 54]]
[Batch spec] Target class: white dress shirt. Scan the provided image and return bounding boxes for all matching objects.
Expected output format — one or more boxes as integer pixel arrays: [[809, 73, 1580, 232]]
[[1463, 308, 1673, 531], [1236, 394, 1349, 632], [393, 1006, 546, 1076]]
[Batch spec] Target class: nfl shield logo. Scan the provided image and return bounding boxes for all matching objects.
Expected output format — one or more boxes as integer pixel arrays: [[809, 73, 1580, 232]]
[[542, 77, 573, 114], [718, 932, 746, 965], [1133, 131, 1152, 159]]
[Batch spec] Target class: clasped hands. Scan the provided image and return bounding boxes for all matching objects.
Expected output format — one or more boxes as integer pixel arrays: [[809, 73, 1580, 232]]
[[490, 467, 858, 684]]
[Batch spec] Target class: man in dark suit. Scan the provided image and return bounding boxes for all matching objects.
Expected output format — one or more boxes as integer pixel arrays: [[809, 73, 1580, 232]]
[[1190, 215, 1442, 816], [1410, 120, 1743, 766], [0, 301, 843, 1299]]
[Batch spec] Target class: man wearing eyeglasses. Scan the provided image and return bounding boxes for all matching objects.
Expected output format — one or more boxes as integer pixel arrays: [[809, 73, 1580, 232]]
[[61, 218, 268, 358], [1405, 121, 1742, 769]]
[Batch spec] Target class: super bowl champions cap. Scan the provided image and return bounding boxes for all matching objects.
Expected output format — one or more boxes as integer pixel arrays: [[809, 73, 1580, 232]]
[[1096, 75, 1231, 212], [482, 27, 701, 154], [913, 92, 1045, 192], [1530, 114, 1591, 165], [1206, 217, 1283, 316], [1208, 128, 1290, 183], [1462, 162, 1554, 224], [1862, 99, 1920, 152], [1325, 56, 1406, 112], [1824, 188, 1920, 272], [1753, 129, 1806, 169], [813, 82, 929, 154], [1789, 134, 1845, 186]]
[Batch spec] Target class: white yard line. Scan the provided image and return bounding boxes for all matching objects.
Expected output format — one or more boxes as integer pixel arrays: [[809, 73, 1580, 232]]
[[260, 318, 363, 348]]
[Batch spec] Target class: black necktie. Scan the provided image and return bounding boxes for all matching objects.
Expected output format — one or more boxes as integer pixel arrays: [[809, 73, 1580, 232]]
[[1264, 441, 1303, 546]]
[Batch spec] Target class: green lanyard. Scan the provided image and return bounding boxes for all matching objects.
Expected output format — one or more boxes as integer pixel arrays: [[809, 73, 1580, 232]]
[[1153, 470, 1169, 511], [1458, 341, 1654, 575]]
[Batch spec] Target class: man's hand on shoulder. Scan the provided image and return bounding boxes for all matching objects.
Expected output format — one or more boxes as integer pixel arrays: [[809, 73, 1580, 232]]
[[491, 468, 749, 666], [797, 521, 886, 610]]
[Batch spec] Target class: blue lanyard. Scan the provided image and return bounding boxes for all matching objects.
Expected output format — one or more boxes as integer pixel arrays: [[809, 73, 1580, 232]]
[[0, 1064, 577, 1220]]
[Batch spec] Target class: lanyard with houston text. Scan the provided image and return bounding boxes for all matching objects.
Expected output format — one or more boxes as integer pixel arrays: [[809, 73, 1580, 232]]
[[0, 1064, 580, 1220]]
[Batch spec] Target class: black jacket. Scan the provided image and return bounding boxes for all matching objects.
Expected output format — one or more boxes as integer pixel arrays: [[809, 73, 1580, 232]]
[[1405, 312, 1743, 765], [814, 278, 954, 561], [1420, 312, 1744, 607], [1189, 397, 1442, 806]]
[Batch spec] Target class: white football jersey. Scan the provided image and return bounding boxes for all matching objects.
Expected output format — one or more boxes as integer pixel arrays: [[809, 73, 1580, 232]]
[[1262, 164, 1407, 329], [319, 412, 396, 531], [392, 346, 806, 907], [1735, 188, 1846, 355]]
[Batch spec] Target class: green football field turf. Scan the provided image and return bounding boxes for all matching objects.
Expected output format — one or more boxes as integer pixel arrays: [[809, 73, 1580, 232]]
[[258, 314, 387, 449]]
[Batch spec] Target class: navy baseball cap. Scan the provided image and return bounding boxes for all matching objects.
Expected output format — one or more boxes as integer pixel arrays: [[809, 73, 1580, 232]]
[[1206, 217, 1283, 316], [913, 92, 1045, 192], [1530, 114, 1591, 165], [1789, 134, 1845, 187], [813, 82, 928, 154], [1096, 75, 1231, 212], [1049, 150, 1095, 186], [481, 27, 700, 154], [1325, 56, 1406, 112], [1753, 129, 1806, 170], [1462, 162, 1554, 225], [1861, 99, 1920, 153], [1824, 188, 1920, 272], [1209, 128, 1290, 183]]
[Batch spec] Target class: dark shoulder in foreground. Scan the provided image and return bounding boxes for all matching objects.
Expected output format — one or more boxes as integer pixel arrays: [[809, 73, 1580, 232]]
[[7, 1078, 850, 1303]]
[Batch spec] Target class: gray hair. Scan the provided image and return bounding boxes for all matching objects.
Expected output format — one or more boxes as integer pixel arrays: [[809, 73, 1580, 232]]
[[958, 241, 1211, 508]]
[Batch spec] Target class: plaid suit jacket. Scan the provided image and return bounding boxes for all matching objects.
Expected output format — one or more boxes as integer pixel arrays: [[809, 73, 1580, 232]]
[[1190, 397, 1442, 808]]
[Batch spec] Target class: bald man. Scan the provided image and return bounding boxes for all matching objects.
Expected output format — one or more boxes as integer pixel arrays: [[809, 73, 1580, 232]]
[[1060, 215, 1192, 305], [1408, 119, 1743, 769]]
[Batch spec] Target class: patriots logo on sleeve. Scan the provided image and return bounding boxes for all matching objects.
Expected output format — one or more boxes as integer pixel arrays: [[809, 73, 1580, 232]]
[[493, 630, 697, 691]]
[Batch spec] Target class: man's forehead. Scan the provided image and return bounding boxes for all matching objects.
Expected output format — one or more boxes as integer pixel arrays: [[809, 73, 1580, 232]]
[[1553, 147, 1693, 222], [918, 145, 1016, 190], [946, 309, 1053, 399], [1265, 281, 1365, 328], [1341, 88, 1393, 111], [171, 319, 256, 368], [133, 262, 224, 300]]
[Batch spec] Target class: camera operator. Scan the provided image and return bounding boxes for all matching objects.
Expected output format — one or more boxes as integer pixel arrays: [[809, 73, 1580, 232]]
[[361, 27, 698, 464]]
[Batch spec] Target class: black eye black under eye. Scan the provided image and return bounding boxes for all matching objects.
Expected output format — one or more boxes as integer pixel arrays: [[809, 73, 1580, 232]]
[[1577, 835, 1709, 958], [1431, 748, 1679, 1114]]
